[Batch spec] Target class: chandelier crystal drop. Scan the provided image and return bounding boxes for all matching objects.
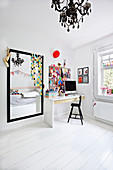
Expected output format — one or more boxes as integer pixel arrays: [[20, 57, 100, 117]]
[[51, 0, 92, 32]]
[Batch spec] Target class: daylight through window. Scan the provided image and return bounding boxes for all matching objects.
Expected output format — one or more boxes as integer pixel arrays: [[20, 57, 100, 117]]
[[98, 49, 113, 96]]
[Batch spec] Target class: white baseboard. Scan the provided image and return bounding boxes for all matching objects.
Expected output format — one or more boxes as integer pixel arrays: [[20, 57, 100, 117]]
[[0, 116, 44, 133], [84, 112, 113, 126], [94, 116, 113, 126]]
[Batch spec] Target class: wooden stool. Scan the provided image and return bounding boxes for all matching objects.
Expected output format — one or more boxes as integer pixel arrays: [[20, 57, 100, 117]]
[[67, 96, 83, 125]]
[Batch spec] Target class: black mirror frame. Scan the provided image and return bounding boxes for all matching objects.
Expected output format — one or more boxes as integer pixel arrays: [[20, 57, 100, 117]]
[[7, 48, 44, 123]]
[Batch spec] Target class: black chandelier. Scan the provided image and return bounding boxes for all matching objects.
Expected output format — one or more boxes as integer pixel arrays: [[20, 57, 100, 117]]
[[12, 53, 24, 67], [51, 0, 92, 32]]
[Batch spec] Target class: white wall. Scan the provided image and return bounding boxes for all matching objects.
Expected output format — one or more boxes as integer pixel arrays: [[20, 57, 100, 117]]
[[73, 33, 113, 117], [0, 27, 74, 130]]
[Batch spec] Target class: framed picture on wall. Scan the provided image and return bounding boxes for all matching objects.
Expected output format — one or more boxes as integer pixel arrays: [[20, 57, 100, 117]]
[[62, 68, 71, 78], [78, 67, 89, 84], [78, 68, 83, 76], [82, 75, 89, 83], [78, 76, 83, 83], [83, 67, 89, 75]]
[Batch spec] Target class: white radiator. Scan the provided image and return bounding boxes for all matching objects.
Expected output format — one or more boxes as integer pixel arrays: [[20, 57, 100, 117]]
[[94, 101, 113, 123]]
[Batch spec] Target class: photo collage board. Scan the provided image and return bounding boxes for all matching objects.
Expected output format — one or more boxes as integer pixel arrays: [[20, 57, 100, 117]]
[[49, 66, 71, 90], [78, 67, 89, 84]]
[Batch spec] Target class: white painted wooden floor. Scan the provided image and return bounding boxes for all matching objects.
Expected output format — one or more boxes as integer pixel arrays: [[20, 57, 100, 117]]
[[0, 116, 113, 170]]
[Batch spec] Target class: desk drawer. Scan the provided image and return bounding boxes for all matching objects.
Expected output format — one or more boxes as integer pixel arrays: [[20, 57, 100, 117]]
[[54, 96, 85, 104]]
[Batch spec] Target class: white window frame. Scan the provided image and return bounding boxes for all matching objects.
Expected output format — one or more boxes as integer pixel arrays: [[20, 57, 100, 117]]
[[94, 46, 113, 102], [101, 51, 113, 88]]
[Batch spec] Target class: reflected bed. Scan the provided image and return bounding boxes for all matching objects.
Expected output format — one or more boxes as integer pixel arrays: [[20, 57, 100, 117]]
[[10, 88, 41, 119], [10, 95, 36, 106]]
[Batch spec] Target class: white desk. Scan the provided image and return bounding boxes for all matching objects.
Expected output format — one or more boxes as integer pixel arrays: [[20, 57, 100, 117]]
[[44, 95, 85, 128]]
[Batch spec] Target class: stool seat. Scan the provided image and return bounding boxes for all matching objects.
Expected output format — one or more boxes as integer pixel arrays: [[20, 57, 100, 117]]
[[67, 96, 83, 125], [71, 103, 80, 107]]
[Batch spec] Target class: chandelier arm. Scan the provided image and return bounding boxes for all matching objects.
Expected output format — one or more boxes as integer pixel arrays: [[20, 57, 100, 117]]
[[74, 2, 91, 16], [52, 0, 65, 4], [74, 2, 81, 6], [74, 1, 85, 7], [51, 0, 65, 12], [76, 7, 88, 16], [55, 6, 68, 12], [78, 2, 85, 6], [60, 0, 65, 4]]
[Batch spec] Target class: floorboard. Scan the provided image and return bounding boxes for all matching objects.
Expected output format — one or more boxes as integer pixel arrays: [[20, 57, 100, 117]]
[[0, 116, 113, 170]]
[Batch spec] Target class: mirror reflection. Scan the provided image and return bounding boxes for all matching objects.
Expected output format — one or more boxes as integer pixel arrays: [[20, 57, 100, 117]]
[[9, 51, 43, 120]]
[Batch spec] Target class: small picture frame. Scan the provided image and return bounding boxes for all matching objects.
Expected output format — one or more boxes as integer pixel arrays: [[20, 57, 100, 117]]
[[78, 68, 83, 75], [78, 76, 83, 83], [82, 75, 89, 83], [83, 67, 89, 75]]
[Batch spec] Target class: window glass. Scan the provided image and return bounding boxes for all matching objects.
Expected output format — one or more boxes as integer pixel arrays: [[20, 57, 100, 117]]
[[104, 69, 113, 89], [102, 55, 109, 60], [110, 54, 113, 59], [102, 60, 109, 67]]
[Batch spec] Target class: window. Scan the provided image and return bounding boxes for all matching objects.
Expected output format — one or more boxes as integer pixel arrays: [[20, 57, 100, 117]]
[[97, 50, 113, 96]]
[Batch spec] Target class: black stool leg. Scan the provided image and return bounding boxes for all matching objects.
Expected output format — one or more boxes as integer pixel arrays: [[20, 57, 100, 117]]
[[80, 109, 84, 120], [67, 106, 73, 123], [78, 106, 83, 125]]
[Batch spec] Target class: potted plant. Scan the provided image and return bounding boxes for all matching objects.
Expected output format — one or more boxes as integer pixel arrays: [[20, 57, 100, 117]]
[[101, 86, 108, 95], [111, 89, 113, 94]]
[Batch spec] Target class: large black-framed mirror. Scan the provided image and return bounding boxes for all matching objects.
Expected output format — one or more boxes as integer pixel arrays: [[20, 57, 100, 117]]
[[7, 48, 44, 122]]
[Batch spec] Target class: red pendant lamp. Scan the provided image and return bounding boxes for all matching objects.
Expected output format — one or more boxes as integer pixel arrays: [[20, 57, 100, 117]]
[[53, 50, 60, 58]]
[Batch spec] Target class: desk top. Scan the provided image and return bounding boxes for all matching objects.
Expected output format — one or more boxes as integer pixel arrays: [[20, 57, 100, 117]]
[[45, 94, 85, 101]]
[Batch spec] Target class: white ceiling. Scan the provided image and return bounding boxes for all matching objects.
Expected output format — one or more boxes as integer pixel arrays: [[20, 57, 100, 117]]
[[0, 0, 113, 49]]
